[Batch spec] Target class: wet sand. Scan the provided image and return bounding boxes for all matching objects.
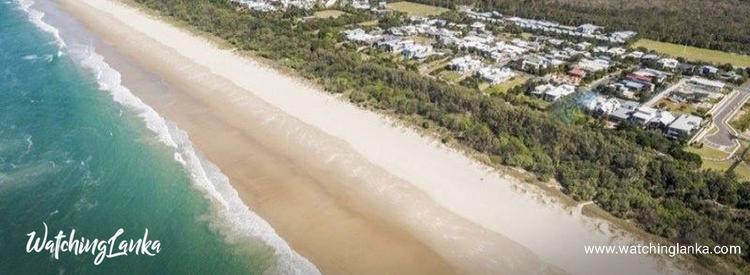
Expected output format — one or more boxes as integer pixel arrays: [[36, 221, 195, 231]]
[[56, 0, 700, 274]]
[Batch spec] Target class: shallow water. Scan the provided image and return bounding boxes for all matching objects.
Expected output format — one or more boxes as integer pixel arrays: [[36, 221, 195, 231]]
[[0, 1, 300, 274]]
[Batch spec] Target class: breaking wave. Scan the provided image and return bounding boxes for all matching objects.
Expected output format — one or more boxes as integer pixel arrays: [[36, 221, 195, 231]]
[[16, 1, 319, 274]]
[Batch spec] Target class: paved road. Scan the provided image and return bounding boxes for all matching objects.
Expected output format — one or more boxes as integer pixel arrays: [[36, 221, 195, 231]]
[[704, 81, 750, 149]]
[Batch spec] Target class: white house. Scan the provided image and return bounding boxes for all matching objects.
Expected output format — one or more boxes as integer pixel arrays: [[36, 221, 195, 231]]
[[576, 24, 601, 34], [658, 58, 680, 70], [401, 44, 434, 59], [449, 55, 482, 73], [477, 66, 515, 84], [533, 83, 575, 102], [667, 114, 703, 139], [630, 106, 658, 124], [521, 55, 552, 71]]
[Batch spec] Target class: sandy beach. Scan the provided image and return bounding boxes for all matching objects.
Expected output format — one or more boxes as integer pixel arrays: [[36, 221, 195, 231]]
[[55, 0, 700, 274]]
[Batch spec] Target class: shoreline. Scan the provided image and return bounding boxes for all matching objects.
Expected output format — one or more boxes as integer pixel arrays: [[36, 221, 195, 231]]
[[55, 0, 556, 274], [55, 0, 709, 274]]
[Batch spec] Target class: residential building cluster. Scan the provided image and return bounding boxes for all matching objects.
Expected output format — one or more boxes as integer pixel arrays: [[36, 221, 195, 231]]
[[583, 95, 704, 139], [230, 0, 319, 11], [462, 8, 638, 43], [229, 0, 746, 140]]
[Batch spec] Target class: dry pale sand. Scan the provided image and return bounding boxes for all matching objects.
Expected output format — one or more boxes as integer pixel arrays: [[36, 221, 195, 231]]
[[56, 0, 698, 274], [57, 0, 560, 274]]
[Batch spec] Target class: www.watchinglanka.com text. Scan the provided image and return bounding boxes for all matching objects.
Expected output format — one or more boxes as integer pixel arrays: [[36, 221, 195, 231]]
[[584, 243, 742, 258]]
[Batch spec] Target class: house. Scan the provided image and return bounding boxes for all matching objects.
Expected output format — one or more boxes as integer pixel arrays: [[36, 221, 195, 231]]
[[630, 106, 658, 124], [678, 63, 695, 74], [350, 0, 370, 9], [470, 22, 486, 31], [231, 0, 278, 11], [699, 65, 719, 76], [533, 83, 576, 102], [595, 98, 621, 115], [671, 89, 710, 103], [667, 114, 703, 139], [641, 54, 659, 60], [449, 55, 482, 73], [478, 67, 515, 84], [568, 68, 587, 79], [607, 47, 627, 56], [577, 58, 611, 72], [609, 31, 637, 42], [632, 68, 670, 83], [658, 58, 679, 70], [687, 76, 725, 92], [649, 111, 676, 129], [582, 96, 621, 116], [609, 100, 640, 122], [576, 24, 601, 34], [621, 80, 653, 93], [342, 28, 382, 44], [377, 37, 411, 53], [401, 44, 434, 59], [719, 71, 742, 82], [575, 42, 592, 51], [521, 55, 552, 71], [625, 51, 644, 59]]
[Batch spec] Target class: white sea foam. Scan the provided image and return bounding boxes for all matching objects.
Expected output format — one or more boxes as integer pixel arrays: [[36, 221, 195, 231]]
[[17, 2, 319, 274], [16, 0, 65, 56]]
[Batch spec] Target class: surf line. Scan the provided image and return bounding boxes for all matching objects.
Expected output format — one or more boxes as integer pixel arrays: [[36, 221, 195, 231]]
[[26, 222, 161, 265]]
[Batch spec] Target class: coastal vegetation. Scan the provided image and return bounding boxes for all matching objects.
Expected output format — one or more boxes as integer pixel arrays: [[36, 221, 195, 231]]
[[409, 0, 750, 56], [133, 0, 750, 271]]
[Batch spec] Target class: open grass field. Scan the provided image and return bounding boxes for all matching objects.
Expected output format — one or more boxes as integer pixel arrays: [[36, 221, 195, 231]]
[[313, 10, 348, 19], [688, 144, 750, 180], [386, 1, 449, 17], [687, 145, 730, 160], [418, 57, 449, 75], [485, 75, 529, 94], [702, 159, 750, 181], [632, 39, 750, 68], [358, 20, 379, 26], [436, 70, 463, 83]]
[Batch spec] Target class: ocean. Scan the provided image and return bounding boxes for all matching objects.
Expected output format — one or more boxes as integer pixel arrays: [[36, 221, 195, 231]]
[[0, 1, 316, 274]]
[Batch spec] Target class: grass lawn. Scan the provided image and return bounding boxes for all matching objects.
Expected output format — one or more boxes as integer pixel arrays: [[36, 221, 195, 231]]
[[730, 103, 750, 133], [436, 70, 463, 83], [313, 10, 348, 19], [386, 1, 449, 17], [632, 39, 750, 68], [418, 57, 449, 75], [689, 145, 750, 180], [687, 146, 730, 160], [485, 75, 529, 95], [702, 159, 750, 180], [358, 20, 378, 26]]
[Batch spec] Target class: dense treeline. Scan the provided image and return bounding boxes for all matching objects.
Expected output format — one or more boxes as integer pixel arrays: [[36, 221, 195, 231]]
[[134, 0, 750, 271], [410, 0, 750, 55]]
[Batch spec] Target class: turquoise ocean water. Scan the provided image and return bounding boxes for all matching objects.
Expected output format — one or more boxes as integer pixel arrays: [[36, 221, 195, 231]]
[[0, 1, 316, 274]]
